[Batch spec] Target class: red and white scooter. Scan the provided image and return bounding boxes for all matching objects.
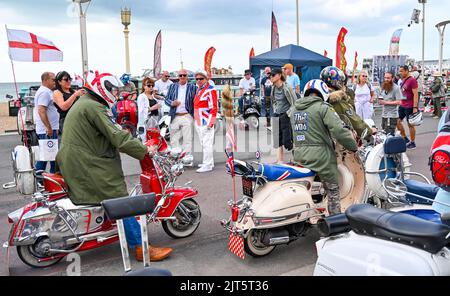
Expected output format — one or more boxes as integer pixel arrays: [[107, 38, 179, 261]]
[[3, 120, 201, 268]]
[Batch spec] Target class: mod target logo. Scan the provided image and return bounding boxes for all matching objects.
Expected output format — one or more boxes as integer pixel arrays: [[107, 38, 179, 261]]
[[47, 141, 55, 148]]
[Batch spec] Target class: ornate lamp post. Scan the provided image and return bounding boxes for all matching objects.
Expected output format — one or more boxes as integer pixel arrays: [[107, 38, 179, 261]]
[[121, 8, 131, 74], [436, 20, 450, 75]]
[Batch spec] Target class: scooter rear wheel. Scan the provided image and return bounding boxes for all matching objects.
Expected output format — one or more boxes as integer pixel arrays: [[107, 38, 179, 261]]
[[244, 229, 276, 257], [17, 238, 64, 268], [162, 199, 201, 239]]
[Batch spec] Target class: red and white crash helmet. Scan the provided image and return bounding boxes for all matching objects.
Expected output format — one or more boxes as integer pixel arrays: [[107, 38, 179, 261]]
[[84, 70, 123, 108]]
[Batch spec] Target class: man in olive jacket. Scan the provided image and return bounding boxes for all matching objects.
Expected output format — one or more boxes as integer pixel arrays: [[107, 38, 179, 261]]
[[56, 71, 172, 262], [292, 80, 358, 215]]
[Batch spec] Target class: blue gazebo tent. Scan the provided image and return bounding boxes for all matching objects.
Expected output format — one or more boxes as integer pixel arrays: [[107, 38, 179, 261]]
[[250, 44, 333, 92]]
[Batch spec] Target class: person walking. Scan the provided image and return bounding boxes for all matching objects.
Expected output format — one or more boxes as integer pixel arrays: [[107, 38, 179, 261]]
[[379, 72, 403, 135], [193, 70, 218, 173], [260, 67, 273, 130], [353, 71, 376, 120], [53, 71, 85, 134], [34, 72, 59, 174], [164, 69, 197, 165], [431, 71, 446, 119], [283, 63, 301, 94], [270, 68, 296, 164], [397, 65, 420, 150]]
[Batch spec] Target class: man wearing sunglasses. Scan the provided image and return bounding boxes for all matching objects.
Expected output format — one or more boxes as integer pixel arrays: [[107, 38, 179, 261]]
[[193, 70, 218, 173], [164, 69, 197, 165]]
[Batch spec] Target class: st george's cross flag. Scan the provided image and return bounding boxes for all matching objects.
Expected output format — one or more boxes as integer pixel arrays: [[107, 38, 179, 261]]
[[7, 28, 63, 62]]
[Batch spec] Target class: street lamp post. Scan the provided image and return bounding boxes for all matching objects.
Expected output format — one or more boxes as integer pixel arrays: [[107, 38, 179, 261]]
[[418, 0, 427, 89], [73, 0, 91, 79], [121, 8, 131, 74], [436, 20, 450, 75]]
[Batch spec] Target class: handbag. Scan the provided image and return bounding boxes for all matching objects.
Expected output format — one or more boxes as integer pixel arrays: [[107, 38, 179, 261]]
[[38, 139, 59, 161]]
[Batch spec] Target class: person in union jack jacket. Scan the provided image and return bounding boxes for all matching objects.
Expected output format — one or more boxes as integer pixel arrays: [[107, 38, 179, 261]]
[[193, 70, 218, 173]]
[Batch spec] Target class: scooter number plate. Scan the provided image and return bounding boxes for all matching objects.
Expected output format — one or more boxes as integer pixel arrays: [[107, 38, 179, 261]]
[[242, 177, 253, 197]]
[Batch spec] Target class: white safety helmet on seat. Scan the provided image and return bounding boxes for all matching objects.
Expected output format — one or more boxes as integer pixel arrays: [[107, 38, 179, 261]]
[[303, 79, 330, 102], [84, 70, 123, 108], [408, 111, 423, 126]]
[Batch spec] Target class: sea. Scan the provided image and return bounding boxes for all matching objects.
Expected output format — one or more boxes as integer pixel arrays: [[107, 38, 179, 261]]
[[0, 82, 40, 102]]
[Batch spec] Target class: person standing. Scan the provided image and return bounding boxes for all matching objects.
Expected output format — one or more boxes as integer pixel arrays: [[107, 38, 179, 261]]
[[270, 68, 296, 164], [137, 77, 162, 128], [379, 72, 403, 135], [119, 73, 137, 100], [34, 72, 59, 174], [397, 65, 420, 150], [354, 71, 376, 120], [283, 63, 301, 94], [238, 70, 256, 114], [431, 71, 445, 119], [260, 67, 273, 130], [193, 70, 218, 173], [164, 69, 197, 165], [53, 71, 85, 134], [155, 71, 173, 98], [57, 71, 172, 262]]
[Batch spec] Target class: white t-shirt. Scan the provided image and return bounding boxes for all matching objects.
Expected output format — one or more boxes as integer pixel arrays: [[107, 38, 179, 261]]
[[34, 86, 60, 134], [355, 83, 373, 104], [176, 84, 188, 114], [239, 77, 256, 92], [154, 79, 173, 97]]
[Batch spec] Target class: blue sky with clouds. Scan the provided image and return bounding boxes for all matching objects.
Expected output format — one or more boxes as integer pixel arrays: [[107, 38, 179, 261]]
[[0, 0, 449, 82]]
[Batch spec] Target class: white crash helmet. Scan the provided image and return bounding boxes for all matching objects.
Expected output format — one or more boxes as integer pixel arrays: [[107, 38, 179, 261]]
[[408, 111, 423, 126], [85, 70, 123, 108], [303, 79, 330, 102]]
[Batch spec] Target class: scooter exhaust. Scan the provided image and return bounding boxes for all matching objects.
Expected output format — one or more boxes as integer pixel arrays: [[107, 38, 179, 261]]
[[262, 229, 291, 246]]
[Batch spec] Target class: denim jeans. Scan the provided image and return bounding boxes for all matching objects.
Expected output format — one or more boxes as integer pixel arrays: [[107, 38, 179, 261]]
[[239, 96, 244, 114], [123, 217, 142, 249], [35, 130, 59, 174], [260, 96, 273, 118]]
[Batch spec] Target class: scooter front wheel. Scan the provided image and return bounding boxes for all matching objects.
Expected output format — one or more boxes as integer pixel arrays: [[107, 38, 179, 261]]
[[244, 229, 276, 257], [17, 238, 64, 268], [162, 199, 201, 239]]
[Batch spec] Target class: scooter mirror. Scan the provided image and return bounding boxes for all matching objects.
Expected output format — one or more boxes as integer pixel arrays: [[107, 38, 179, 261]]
[[138, 126, 145, 135]]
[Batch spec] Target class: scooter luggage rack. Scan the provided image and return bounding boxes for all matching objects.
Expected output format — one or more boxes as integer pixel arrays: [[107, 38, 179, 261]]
[[102, 194, 172, 276]]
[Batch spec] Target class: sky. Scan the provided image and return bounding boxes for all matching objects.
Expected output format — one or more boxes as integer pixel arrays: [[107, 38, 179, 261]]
[[0, 0, 449, 82]]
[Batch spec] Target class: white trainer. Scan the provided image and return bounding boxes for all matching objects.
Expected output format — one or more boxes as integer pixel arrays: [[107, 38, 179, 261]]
[[196, 165, 213, 173]]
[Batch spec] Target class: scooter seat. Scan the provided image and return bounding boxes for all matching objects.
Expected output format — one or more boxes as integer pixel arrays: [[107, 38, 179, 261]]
[[384, 136, 407, 155], [102, 194, 156, 220], [346, 204, 450, 254], [258, 163, 315, 182], [404, 179, 439, 205]]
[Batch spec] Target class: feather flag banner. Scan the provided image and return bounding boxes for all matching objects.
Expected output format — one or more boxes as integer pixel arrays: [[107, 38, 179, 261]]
[[335, 27, 348, 72]]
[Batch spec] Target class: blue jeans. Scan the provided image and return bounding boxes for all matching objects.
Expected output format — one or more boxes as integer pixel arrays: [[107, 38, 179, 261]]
[[260, 96, 273, 118], [123, 217, 142, 249], [239, 96, 244, 114], [35, 130, 58, 174]]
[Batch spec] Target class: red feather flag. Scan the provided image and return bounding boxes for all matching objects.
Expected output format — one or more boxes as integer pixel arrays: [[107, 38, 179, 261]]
[[352, 51, 358, 83], [204, 46, 216, 79], [324, 50, 328, 57], [271, 12, 280, 50], [335, 27, 348, 72]]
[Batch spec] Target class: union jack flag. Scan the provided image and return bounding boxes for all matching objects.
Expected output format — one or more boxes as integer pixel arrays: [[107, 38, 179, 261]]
[[226, 120, 237, 151], [194, 87, 218, 127]]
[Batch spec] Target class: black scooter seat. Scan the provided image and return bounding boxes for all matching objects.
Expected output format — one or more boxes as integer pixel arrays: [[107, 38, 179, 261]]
[[102, 194, 156, 220], [404, 179, 439, 205], [346, 204, 450, 254]]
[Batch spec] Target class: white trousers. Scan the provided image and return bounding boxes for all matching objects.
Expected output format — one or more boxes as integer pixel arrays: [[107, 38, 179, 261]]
[[170, 115, 193, 154], [195, 125, 215, 167]]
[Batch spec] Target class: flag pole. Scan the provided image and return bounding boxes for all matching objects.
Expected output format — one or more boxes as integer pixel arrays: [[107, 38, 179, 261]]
[[5, 25, 28, 147]]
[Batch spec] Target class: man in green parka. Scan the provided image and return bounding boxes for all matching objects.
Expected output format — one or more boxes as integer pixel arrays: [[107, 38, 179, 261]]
[[320, 66, 376, 142], [56, 70, 172, 262], [292, 79, 358, 215]]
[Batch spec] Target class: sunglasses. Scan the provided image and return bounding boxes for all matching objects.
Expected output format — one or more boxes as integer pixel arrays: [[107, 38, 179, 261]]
[[164, 76, 170, 78], [361, 75, 368, 78], [196, 78, 205, 81], [178, 74, 187, 77], [146, 84, 154, 87], [62, 77, 72, 82]]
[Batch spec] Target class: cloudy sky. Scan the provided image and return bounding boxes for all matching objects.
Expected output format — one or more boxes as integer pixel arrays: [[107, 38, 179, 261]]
[[0, 0, 449, 82]]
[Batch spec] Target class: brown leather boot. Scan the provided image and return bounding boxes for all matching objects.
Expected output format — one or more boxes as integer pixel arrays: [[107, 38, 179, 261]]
[[135, 245, 173, 262]]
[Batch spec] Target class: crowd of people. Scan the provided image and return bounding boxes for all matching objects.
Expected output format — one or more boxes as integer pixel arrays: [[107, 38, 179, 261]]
[[30, 63, 448, 262]]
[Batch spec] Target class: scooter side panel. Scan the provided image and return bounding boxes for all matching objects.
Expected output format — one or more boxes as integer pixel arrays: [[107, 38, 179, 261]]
[[314, 231, 448, 276]]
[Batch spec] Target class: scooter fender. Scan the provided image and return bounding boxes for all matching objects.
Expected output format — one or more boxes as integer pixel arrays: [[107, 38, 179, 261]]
[[155, 187, 198, 219]]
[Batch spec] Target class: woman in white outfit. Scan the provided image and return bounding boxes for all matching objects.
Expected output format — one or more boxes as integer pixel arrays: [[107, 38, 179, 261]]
[[137, 77, 163, 131], [354, 71, 376, 120]]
